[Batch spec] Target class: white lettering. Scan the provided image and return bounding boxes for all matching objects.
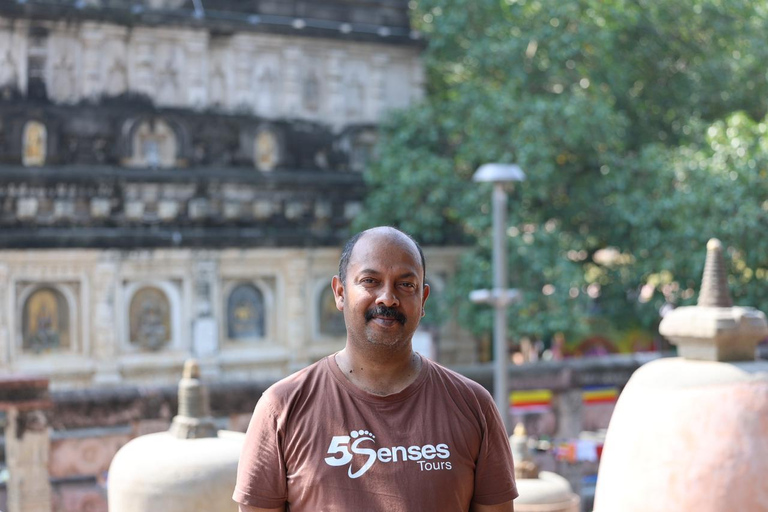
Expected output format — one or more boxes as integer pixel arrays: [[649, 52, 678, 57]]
[[349, 437, 377, 479], [417, 460, 452, 471], [407, 445, 423, 461], [377, 447, 392, 463], [325, 430, 454, 478], [392, 445, 407, 462], [324, 436, 352, 466]]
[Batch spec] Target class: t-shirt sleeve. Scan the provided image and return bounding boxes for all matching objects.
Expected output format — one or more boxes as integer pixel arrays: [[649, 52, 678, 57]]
[[471, 393, 519, 506], [232, 389, 289, 509]]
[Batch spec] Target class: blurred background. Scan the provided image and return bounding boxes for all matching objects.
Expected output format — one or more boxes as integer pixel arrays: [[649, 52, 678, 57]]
[[1, 0, 767, 511]]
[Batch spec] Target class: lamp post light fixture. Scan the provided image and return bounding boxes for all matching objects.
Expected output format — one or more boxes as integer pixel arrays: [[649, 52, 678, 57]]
[[470, 163, 525, 433]]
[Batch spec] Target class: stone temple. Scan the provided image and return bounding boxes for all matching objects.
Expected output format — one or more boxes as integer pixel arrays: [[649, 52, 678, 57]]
[[0, 0, 469, 390], [0, 2, 468, 510]]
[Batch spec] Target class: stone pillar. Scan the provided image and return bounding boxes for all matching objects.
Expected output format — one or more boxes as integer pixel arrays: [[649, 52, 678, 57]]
[[192, 259, 220, 379], [92, 261, 121, 385], [1, 376, 52, 512], [282, 251, 308, 368]]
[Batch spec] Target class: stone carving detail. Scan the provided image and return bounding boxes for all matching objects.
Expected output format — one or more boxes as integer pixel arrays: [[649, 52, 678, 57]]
[[318, 286, 345, 337], [22, 120, 47, 167], [0, 40, 18, 89], [129, 286, 171, 351], [129, 118, 178, 169], [303, 69, 321, 112], [350, 129, 378, 173], [210, 68, 226, 107], [52, 53, 76, 103], [227, 284, 265, 340], [256, 62, 278, 115], [345, 68, 366, 117], [156, 44, 181, 106], [254, 128, 279, 172], [22, 286, 69, 353], [106, 60, 127, 96]]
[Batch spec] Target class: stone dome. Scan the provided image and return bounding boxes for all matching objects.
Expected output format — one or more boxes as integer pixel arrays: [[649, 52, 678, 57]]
[[108, 430, 245, 512], [108, 360, 246, 512], [593, 358, 768, 511], [594, 239, 768, 511]]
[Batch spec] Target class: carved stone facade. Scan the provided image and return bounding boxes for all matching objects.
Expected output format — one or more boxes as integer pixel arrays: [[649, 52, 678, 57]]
[[0, 246, 466, 389], [0, 5, 466, 509], [0, 3, 423, 128]]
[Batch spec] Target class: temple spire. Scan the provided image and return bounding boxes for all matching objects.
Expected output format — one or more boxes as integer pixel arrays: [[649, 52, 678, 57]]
[[697, 238, 733, 308]]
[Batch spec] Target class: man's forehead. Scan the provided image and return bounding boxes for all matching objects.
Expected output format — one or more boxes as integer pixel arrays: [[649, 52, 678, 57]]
[[348, 230, 422, 270]]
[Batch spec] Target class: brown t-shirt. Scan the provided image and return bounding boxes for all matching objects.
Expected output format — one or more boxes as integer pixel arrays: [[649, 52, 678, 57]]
[[233, 354, 517, 511]]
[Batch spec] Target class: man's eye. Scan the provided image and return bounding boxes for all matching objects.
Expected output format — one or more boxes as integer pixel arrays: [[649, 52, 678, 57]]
[[400, 282, 416, 289]]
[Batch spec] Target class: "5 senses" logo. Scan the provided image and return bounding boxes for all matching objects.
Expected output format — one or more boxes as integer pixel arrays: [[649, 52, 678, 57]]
[[324, 430, 452, 479]]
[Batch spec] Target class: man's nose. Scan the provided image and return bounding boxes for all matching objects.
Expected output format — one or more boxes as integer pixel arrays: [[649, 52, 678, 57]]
[[375, 284, 399, 307]]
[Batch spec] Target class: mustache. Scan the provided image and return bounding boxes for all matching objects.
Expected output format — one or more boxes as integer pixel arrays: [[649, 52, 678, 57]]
[[365, 305, 407, 325]]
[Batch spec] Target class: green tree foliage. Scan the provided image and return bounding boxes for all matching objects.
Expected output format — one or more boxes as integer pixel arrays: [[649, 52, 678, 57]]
[[358, 0, 768, 341]]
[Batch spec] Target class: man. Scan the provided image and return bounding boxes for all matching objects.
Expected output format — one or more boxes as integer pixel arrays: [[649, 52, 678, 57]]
[[233, 226, 517, 511]]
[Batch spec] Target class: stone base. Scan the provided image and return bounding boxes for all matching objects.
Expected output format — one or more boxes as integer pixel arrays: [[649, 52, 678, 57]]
[[659, 306, 768, 361]]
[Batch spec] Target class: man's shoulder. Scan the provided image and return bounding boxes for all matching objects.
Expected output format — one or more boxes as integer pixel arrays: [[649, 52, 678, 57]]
[[425, 357, 494, 405], [260, 355, 332, 407]]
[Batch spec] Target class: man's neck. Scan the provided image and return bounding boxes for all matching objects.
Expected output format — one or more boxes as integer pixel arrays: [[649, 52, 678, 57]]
[[335, 346, 423, 396]]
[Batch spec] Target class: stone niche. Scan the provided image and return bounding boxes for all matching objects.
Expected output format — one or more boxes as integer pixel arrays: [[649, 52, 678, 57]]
[[124, 281, 182, 353], [16, 281, 81, 358]]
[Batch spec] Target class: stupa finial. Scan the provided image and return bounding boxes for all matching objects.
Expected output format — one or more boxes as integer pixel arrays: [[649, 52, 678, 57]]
[[697, 238, 733, 308], [169, 359, 217, 439], [659, 238, 768, 362]]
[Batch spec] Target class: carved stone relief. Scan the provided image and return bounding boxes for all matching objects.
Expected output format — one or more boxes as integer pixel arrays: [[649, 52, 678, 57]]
[[253, 127, 279, 172], [0, 30, 18, 89], [51, 50, 77, 103], [227, 283, 265, 340], [303, 69, 321, 113], [132, 41, 155, 97], [128, 119, 178, 169], [344, 67, 366, 118], [128, 286, 171, 351], [22, 286, 70, 353], [255, 59, 279, 116], [22, 121, 47, 167]]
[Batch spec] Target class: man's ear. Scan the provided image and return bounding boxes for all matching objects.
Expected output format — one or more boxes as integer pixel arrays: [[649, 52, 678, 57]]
[[331, 276, 345, 311], [421, 283, 430, 312]]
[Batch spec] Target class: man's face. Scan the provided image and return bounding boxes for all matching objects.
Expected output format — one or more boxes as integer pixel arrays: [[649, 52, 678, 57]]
[[332, 230, 429, 351]]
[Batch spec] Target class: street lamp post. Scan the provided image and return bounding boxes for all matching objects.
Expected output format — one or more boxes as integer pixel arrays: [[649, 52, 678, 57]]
[[471, 163, 525, 433]]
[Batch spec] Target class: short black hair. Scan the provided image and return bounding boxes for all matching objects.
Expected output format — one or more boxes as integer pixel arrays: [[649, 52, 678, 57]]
[[338, 227, 426, 284]]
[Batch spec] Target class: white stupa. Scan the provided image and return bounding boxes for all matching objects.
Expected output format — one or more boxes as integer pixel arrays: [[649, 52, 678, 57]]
[[108, 360, 245, 512]]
